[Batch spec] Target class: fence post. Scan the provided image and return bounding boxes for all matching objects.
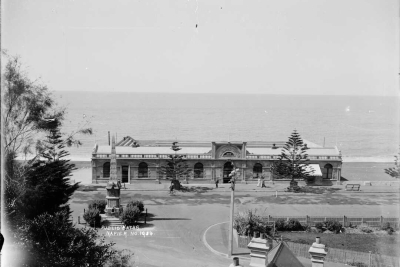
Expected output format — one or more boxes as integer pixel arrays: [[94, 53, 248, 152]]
[[306, 215, 309, 226], [369, 251, 372, 267], [78, 216, 80, 224], [343, 215, 346, 227]]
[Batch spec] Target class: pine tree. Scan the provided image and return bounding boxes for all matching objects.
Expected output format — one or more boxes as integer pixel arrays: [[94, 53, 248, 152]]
[[18, 122, 80, 219], [158, 142, 191, 181], [272, 130, 312, 182]]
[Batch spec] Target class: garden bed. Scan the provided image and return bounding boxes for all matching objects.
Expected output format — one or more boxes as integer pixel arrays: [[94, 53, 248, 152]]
[[280, 231, 400, 257]]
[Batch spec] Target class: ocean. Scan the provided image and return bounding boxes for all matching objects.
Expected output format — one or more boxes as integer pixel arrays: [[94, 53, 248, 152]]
[[52, 92, 399, 162]]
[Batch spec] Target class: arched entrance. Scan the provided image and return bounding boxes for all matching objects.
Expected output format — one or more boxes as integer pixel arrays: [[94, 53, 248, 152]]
[[223, 162, 234, 183]]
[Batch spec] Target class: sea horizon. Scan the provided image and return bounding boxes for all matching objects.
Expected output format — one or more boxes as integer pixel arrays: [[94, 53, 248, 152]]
[[34, 91, 399, 163]]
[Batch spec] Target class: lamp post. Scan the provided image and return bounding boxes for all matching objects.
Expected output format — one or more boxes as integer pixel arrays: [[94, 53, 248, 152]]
[[228, 167, 240, 257]]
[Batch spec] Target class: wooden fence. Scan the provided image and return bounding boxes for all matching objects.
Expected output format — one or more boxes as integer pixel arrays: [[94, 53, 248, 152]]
[[266, 215, 400, 229], [285, 241, 400, 267], [236, 235, 399, 267]]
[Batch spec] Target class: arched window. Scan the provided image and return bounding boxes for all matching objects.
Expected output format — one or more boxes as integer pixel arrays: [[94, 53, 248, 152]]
[[138, 162, 148, 178], [323, 164, 333, 179], [223, 152, 234, 157], [194, 162, 204, 178], [253, 163, 263, 178], [103, 162, 110, 178]]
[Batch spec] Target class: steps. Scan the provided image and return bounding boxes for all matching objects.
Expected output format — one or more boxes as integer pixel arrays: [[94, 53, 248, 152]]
[[101, 214, 124, 226]]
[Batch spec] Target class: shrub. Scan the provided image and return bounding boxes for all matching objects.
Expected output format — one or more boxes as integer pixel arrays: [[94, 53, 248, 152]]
[[89, 199, 107, 214], [105, 249, 135, 267], [275, 219, 286, 231], [83, 208, 101, 227], [324, 220, 342, 234], [381, 222, 390, 230], [303, 225, 312, 233], [285, 219, 303, 231], [358, 224, 374, 233], [386, 227, 395, 235], [234, 210, 272, 236], [315, 222, 324, 231], [127, 200, 144, 212], [120, 206, 141, 226]]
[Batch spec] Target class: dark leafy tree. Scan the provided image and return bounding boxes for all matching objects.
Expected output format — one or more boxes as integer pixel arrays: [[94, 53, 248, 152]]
[[2, 54, 92, 222], [158, 142, 192, 180], [2, 54, 92, 157], [271, 130, 312, 181], [384, 147, 399, 179], [15, 211, 117, 267], [16, 123, 80, 220]]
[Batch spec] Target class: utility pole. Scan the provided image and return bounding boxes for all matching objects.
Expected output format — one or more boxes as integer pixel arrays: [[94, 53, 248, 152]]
[[228, 166, 240, 257]]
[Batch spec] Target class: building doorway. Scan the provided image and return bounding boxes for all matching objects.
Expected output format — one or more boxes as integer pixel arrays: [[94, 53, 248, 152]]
[[223, 162, 234, 183], [122, 166, 129, 183]]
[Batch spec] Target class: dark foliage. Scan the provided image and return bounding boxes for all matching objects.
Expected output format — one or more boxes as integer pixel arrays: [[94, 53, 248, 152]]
[[285, 219, 304, 231], [271, 130, 312, 181], [275, 219, 287, 231], [88, 199, 107, 214], [158, 143, 192, 180], [127, 200, 144, 212], [16, 128, 79, 220], [15, 211, 116, 267], [315, 220, 343, 234], [324, 220, 343, 233], [83, 208, 101, 227], [233, 210, 272, 237], [120, 206, 141, 226]]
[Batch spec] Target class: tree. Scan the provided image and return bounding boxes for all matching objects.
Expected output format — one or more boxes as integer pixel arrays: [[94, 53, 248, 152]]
[[271, 130, 313, 183], [158, 142, 192, 181], [2, 54, 92, 222], [384, 147, 400, 179], [0, 55, 121, 266], [15, 210, 117, 267], [2, 54, 92, 157], [15, 124, 80, 220]]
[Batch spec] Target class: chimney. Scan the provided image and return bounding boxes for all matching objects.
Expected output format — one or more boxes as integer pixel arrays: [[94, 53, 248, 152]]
[[247, 232, 269, 267], [308, 237, 327, 267]]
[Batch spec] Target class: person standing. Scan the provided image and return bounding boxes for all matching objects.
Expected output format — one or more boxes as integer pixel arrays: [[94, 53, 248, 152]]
[[257, 176, 261, 187], [215, 178, 219, 188], [261, 179, 266, 188]]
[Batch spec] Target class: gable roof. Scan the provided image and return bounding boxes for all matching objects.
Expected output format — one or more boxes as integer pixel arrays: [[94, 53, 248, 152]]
[[267, 242, 306, 267]]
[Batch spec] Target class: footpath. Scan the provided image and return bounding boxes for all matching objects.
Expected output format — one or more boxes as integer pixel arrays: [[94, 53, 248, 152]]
[[78, 181, 400, 194]]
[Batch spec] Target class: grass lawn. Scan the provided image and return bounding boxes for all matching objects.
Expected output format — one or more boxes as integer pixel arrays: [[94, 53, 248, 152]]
[[280, 232, 400, 257]]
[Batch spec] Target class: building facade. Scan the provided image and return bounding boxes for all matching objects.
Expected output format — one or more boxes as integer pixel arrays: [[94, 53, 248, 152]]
[[91, 137, 342, 184]]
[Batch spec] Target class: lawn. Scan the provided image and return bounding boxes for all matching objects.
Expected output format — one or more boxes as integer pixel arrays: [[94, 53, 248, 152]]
[[280, 231, 400, 257]]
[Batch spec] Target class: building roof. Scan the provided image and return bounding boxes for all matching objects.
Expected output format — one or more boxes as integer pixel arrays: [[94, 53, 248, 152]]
[[96, 146, 211, 154], [94, 136, 340, 156], [267, 242, 306, 267], [246, 147, 340, 156]]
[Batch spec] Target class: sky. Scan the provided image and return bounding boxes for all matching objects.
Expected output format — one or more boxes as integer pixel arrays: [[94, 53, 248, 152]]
[[2, 0, 399, 95]]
